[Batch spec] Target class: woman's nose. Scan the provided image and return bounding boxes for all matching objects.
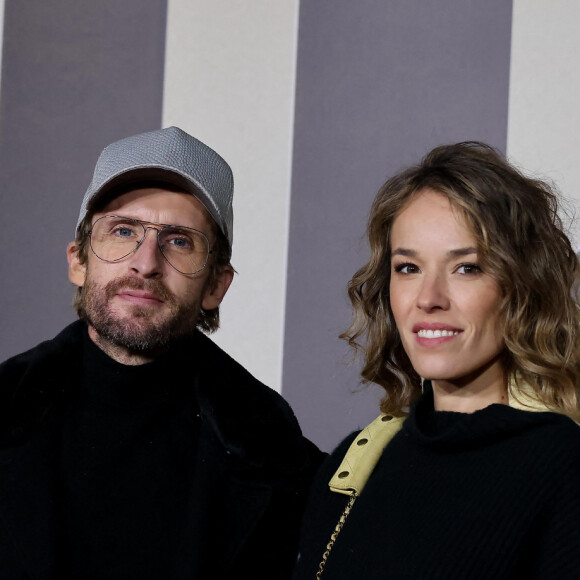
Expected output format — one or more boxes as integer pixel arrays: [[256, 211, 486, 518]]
[[416, 273, 450, 312]]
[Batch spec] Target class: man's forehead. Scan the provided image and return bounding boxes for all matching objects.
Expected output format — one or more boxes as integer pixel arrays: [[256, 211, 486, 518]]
[[96, 185, 216, 230]]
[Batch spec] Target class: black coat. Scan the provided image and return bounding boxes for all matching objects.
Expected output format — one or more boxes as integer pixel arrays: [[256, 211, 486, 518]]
[[0, 321, 324, 579]]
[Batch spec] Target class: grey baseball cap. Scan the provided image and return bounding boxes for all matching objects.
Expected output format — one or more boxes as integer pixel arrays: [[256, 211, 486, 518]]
[[77, 126, 234, 246]]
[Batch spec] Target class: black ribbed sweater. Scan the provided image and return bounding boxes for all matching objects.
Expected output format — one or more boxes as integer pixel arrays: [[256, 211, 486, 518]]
[[60, 330, 200, 578], [293, 386, 580, 579]]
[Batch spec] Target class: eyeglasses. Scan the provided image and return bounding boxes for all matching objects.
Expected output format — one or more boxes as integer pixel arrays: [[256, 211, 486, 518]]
[[88, 215, 213, 275]]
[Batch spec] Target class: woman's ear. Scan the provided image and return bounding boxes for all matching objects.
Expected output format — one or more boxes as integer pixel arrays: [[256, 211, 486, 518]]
[[67, 241, 87, 287]]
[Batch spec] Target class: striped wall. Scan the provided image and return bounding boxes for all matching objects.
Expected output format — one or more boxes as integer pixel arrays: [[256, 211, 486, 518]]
[[508, 0, 580, 251], [0, 0, 167, 370], [0, 0, 4, 94], [1, 0, 579, 450], [285, 0, 512, 451], [162, 0, 300, 398]]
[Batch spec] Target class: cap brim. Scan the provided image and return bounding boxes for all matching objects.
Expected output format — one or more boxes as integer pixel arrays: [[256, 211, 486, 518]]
[[86, 167, 225, 236]]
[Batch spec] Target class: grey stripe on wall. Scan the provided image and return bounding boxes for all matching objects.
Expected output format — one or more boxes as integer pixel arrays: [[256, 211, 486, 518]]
[[283, 0, 513, 451], [0, 0, 167, 360], [0, 0, 5, 92]]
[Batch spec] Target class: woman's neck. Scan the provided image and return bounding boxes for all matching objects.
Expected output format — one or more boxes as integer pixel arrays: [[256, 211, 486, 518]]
[[431, 357, 507, 413]]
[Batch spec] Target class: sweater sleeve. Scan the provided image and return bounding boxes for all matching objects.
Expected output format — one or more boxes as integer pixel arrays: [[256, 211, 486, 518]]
[[526, 444, 580, 578]]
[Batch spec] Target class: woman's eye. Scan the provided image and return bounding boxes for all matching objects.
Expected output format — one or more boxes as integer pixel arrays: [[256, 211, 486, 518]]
[[394, 263, 420, 274], [456, 263, 482, 275]]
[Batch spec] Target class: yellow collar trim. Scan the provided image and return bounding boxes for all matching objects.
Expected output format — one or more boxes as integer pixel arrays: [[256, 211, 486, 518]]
[[328, 414, 406, 496]]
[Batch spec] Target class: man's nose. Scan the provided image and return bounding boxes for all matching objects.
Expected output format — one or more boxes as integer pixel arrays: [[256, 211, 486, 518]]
[[416, 272, 450, 312], [128, 228, 164, 278]]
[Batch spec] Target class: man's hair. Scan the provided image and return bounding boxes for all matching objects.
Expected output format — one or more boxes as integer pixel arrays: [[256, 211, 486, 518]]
[[72, 184, 232, 334], [341, 141, 580, 420]]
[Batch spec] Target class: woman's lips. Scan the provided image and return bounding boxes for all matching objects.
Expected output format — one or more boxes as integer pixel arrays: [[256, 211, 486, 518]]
[[417, 329, 459, 338], [412, 323, 463, 346]]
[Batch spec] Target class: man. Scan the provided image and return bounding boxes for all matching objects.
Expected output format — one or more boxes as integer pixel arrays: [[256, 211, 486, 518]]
[[0, 127, 323, 579]]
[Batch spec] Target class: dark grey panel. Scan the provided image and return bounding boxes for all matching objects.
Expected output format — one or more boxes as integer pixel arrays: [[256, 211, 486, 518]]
[[284, 0, 513, 451], [0, 0, 167, 360]]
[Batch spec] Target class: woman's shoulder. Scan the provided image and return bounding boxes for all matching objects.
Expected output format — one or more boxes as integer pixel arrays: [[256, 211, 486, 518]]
[[513, 410, 580, 476], [528, 410, 580, 442], [316, 431, 361, 485]]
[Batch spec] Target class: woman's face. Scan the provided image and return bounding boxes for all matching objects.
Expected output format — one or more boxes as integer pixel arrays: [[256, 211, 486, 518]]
[[389, 189, 505, 394]]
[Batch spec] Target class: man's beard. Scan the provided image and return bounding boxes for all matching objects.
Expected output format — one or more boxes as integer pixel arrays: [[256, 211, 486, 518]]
[[78, 275, 202, 353]]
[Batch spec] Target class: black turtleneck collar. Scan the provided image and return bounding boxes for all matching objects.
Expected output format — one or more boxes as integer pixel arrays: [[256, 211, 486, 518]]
[[403, 380, 563, 452], [81, 329, 195, 410]]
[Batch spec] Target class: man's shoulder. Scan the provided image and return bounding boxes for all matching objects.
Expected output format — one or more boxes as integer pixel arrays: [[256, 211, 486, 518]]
[[192, 330, 286, 406], [191, 331, 323, 467], [0, 321, 84, 391]]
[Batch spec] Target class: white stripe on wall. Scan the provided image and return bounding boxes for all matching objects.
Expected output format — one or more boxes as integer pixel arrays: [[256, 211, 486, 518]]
[[162, 0, 300, 391], [508, 0, 580, 249]]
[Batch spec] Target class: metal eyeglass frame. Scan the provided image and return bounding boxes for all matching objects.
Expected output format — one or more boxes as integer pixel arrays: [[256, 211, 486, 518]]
[[87, 215, 214, 275]]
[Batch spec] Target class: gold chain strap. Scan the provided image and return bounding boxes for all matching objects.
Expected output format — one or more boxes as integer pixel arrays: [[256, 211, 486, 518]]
[[315, 492, 358, 579]]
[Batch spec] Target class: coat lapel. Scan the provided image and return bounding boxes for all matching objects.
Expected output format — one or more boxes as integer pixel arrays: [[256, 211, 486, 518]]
[[0, 322, 83, 579], [189, 417, 272, 575], [0, 412, 63, 580]]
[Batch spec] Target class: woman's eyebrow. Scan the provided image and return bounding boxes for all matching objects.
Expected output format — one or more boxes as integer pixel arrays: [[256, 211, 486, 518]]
[[447, 247, 477, 257], [391, 248, 416, 257], [391, 247, 477, 258]]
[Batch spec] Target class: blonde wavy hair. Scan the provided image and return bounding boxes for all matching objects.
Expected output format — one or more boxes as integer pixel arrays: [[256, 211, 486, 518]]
[[342, 142, 580, 420]]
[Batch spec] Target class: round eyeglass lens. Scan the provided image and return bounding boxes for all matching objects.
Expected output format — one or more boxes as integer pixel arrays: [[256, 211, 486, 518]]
[[90, 216, 143, 262], [157, 226, 210, 274], [89, 216, 210, 274]]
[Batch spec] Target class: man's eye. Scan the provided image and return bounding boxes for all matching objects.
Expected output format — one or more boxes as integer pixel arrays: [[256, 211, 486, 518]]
[[164, 232, 196, 251], [113, 227, 137, 238], [168, 237, 191, 248]]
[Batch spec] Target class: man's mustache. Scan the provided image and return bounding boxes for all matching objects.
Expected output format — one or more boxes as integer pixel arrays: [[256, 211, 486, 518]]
[[103, 276, 176, 304]]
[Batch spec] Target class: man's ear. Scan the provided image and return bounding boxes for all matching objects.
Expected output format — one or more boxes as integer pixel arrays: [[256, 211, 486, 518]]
[[67, 241, 87, 287], [201, 266, 234, 310]]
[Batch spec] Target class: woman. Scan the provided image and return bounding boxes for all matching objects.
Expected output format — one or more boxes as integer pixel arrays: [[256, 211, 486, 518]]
[[293, 142, 580, 579]]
